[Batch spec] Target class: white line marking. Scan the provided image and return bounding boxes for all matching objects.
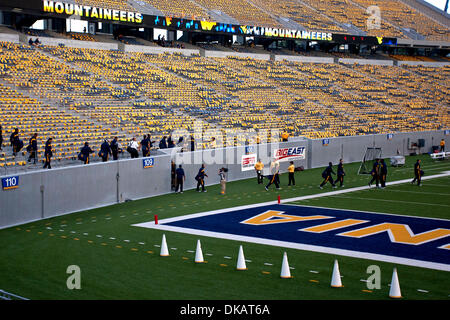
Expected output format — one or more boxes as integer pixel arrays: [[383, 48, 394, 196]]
[[123, 240, 130, 242], [331, 195, 450, 208], [187, 250, 194, 253], [264, 263, 273, 266], [109, 237, 116, 240], [96, 235, 102, 238], [417, 289, 429, 293], [382, 190, 450, 196], [224, 256, 232, 259], [310, 270, 319, 274], [138, 242, 145, 245], [205, 253, 213, 256]]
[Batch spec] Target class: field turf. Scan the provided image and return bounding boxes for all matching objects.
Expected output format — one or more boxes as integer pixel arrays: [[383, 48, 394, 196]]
[[0, 154, 449, 300]]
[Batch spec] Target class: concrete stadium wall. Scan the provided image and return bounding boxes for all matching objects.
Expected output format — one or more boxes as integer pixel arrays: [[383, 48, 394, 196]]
[[0, 154, 171, 229], [339, 58, 394, 66], [172, 140, 309, 191], [397, 61, 450, 67], [0, 131, 447, 229], [23, 35, 119, 50], [308, 130, 448, 169], [274, 55, 335, 64], [123, 44, 200, 56], [204, 50, 271, 61], [0, 33, 19, 43]]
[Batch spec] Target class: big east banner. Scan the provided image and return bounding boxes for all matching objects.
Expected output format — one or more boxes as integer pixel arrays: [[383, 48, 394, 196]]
[[274, 146, 306, 162]]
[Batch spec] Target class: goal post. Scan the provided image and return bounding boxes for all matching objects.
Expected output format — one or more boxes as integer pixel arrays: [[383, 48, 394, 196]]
[[358, 147, 382, 175]]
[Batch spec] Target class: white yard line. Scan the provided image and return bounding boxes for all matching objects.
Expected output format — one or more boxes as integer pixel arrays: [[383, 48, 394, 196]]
[[330, 195, 450, 208]]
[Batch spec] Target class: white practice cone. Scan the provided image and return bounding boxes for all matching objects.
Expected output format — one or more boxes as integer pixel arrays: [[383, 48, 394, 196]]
[[236, 245, 247, 270], [280, 252, 292, 278], [194, 239, 204, 263], [331, 259, 343, 287], [160, 234, 169, 256], [389, 268, 402, 298]]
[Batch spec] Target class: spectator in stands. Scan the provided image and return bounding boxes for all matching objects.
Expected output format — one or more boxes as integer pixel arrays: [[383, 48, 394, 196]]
[[177, 136, 184, 148], [440, 139, 445, 152], [167, 134, 175, 148], [28, 38, 33, 46], [282, 132, 289, 142], [190, 135, 195, 152], [34, 38, 40, 45], [140, 135, 150, 157], [43, 138, 53, 169], [0, 124, 3, 151], [254, 159, 264, 184], [159, 136, 168, 149], [99, 139, 112, 162], [175, 164, 185, 193], [148, 134, 154, 150], [219, 167, 228, 195], [287, 161, 295, 186], [27, 133, 38, 164], [210, 137, 216, 149], [79, 141, 94, 164], [127, 137, 139, 158], [195, 164, 208, 192], [110, 137, 121, 160], [334, 159, 345, 187], [10, 128, 23, 157], [319, 162, 336, 189]]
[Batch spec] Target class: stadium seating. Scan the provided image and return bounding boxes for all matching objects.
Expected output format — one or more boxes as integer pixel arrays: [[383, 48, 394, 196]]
[[0, 37, 448, 168], [74, 0, 132, 12], [141, 0, 209, 20], [351, 0, 450, 41], [250, 0, 346, 33], [194, 0, 282, 28]]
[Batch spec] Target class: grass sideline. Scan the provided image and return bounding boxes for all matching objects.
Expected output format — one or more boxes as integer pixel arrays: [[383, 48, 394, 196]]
[[0, 154, 449, 300]]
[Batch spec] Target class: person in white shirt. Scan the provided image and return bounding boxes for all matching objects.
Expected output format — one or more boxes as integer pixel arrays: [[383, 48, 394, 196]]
[[265, 159, 280, 191], [127, 137, 139, 158]]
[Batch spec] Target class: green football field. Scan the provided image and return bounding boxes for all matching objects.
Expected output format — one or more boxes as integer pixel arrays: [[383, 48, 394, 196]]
[[0, 154, 449, 300]]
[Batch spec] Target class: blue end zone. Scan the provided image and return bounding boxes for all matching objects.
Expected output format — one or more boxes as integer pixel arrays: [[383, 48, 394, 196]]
[[164, 204, 450, 266]]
